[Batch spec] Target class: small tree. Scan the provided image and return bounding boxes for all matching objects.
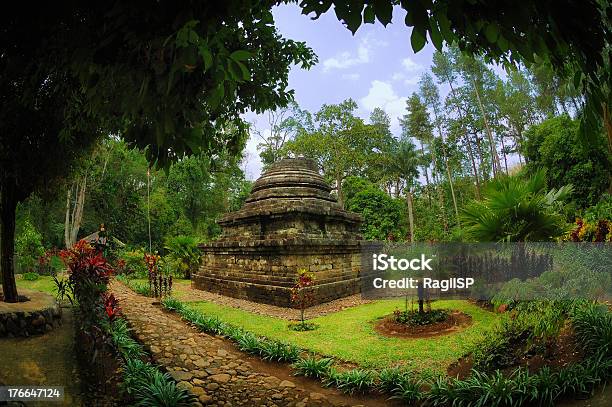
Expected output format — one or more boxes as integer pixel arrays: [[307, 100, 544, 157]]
[[290, 269, 316, 328]]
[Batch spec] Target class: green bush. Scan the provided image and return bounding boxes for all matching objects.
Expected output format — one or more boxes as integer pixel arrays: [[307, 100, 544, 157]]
[[570, 303, 612, 358], [393, 309, 450, 326], [15, 221, 45, 273], [164, 235, 201, 279], [21, 272, 40, 281], [292, 355, 333, 379], [324, 369, 377, 395], [259, 340, 301, 363], [133, 370, 196, 407], [584, 194, 612, 222], [117, 249, 148, 278]]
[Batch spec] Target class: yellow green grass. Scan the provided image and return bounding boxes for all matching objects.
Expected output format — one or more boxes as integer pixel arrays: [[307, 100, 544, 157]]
[[15, 275, 58, 295], [184, 298, 499, 373]]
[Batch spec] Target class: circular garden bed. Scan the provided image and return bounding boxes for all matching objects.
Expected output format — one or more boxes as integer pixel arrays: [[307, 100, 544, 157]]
[[375, 309, 472, 338]]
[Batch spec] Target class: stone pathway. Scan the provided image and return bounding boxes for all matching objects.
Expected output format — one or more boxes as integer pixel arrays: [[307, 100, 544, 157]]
[[112, 282, 389, 407], [172, 283, 372, 320]]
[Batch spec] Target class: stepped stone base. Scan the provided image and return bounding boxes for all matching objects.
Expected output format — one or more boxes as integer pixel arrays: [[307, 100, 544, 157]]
[[193, 238, 364, 307]]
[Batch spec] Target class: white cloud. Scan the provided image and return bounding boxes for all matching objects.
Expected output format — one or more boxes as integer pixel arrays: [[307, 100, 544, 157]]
[[341, 73, 360, 80], [401, 57, 422, 72], [360, 80, 407, 132], [323, 45, 369, 71], [391, 72, 420, 88], [322, 34, 387, 72]]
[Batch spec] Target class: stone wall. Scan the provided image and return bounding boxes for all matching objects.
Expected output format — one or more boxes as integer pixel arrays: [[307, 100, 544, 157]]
[[0, 303, 62, 337], [193, 238, 366, 307]]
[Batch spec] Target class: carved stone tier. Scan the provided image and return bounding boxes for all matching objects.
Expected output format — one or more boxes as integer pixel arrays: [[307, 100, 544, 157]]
[[193, 157, 368, 307]]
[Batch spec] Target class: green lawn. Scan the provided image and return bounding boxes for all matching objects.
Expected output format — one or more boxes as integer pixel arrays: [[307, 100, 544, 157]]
[[185, 299, 499, 373], [15, 275, 58, 296]]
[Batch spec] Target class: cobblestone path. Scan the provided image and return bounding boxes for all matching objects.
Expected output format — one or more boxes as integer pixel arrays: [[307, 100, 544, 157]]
[[111, 282, 383, 407]]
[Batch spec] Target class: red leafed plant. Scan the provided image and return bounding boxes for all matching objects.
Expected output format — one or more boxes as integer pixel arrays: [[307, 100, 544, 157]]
[[103, 293, 122, 321], [290, 269, 316, 326], [144, 252, 172, 298], [59, 240, 114, 325]]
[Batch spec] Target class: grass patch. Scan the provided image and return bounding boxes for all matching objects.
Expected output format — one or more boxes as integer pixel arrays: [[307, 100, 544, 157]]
[[15, 274, 58, 295], [183, 299, 498, 372]]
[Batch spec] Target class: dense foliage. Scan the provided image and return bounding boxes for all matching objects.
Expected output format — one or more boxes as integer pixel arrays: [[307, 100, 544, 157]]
[[523, 115, 611, 208]]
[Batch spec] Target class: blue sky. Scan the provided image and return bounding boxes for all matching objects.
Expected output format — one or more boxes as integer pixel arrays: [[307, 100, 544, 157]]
[[242, 4, 442, 179]]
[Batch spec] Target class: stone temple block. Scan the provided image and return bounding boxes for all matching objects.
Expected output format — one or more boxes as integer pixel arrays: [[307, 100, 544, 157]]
[[192, 157, 368, 307]]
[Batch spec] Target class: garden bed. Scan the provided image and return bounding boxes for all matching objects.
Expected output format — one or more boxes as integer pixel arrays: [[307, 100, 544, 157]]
[[448, 325, 585, 379], [374, 310, 472, 338]]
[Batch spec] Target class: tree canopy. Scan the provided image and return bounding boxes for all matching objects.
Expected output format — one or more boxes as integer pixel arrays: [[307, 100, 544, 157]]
[[297, 0, 611, 137], [0, 1, 316, 302]]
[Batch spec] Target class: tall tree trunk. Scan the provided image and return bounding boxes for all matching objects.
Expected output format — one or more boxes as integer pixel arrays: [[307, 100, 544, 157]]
[[406, 190, 415, 243], [419, 142, 432, 207], [472, 79, 501, 176], [64, 175, 87, 248], [446, 78, 481, 199], [603, 103, 612, 193], [500, 136, 509, 174], [1, 178, 19, 303], [432, 106, 460, 226], [445, 156, 460, 227], [474, 134, 488, 181]]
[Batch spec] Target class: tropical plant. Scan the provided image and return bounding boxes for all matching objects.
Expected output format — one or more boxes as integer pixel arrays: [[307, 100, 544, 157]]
[[461, 170, 573, 241], [133, 370, 196, 407], [324, 369, 377, 395], [292, 356, 334, 379], [164, 235, 201, 279], [259, 340, 301, 363]]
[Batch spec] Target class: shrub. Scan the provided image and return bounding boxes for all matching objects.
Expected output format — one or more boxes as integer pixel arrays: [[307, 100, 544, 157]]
[[393, 309, 450, 326], [15, 220, 45, 273], [38, 248, 63, 275], [471, 316, 534, 372], [288, 322, 317, 331], [234, 331, 263, 354], [259, 341, 301, 363], [390, 377, 424, 404], [290, 269, 316, 325], [133, 370, 196, 407], [325, 369, 377, 395], [292, 355, 333, 379], [122, 358, 158, 395], [164, 235, 201, 279], [117, 249, 148, 277], [570, 303, 612, 358], [161, 297, 184, 313], [378, 367, 410, 394], [21, 272, 40, 281]]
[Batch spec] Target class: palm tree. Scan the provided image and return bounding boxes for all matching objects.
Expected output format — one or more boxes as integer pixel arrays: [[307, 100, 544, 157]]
[[461, 170, 573, 242], [392, 140, 420, 242]]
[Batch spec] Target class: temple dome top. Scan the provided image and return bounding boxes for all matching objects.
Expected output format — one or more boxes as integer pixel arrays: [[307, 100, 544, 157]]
[[245, 157, 336, 203]]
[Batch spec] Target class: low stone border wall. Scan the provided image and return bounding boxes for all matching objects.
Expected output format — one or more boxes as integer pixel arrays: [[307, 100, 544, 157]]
[[0, 289, 62, 337]]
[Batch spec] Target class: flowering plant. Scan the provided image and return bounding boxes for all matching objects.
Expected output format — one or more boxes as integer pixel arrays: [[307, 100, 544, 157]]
[[290, 269, 315, 326], [567, 218, 612, 242]]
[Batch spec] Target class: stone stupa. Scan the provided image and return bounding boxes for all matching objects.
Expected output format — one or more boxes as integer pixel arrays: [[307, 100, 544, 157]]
[[192, 157, 367, 307]]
